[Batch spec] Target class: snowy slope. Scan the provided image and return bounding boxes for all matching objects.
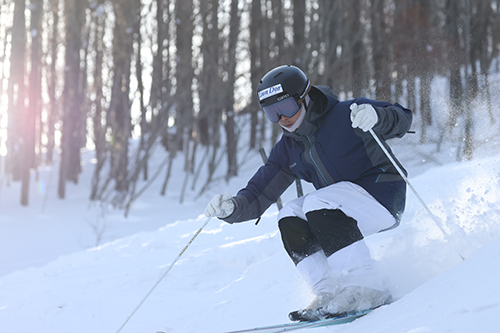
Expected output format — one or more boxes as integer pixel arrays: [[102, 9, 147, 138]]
[[339, 237, 500, 333], [1, 147, 500, 333]]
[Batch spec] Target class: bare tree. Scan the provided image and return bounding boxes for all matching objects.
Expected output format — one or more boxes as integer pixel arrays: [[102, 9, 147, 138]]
[[472, 0, 497, 122], [443, 0, 465, 132], [46, 0, 60, 165], [248, 0, 262, 150], [195, 0, 223, 191], [58, 0, 87, 198], [370, 0, 392, 101], [21, 0, 43, 205], [6, 0, 27, 185], [2, 0, 500, 210], [107, 0, 140, 194], [90, 0, 108, 201], [173, 0, 194, 155], [293, 0, 306, 65], [463, 0, 474, 160], [224, 0, 240, 180]]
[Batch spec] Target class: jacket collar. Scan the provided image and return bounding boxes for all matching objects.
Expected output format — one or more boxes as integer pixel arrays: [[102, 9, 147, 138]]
[[282, 85, 339, 139]]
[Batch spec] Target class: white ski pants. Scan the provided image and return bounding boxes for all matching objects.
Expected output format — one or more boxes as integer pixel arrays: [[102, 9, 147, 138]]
[[278, 181, 397, 294]]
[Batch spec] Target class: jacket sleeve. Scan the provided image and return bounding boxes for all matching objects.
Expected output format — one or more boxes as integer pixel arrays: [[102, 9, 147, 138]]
[[352, 97, 412, 139], [372, 103, 413, 139], [352, 97, 413, 140], [222, 141, 295, 224]]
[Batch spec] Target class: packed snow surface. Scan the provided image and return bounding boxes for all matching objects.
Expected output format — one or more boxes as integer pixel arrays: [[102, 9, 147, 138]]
[[1, 138, 500, 332]]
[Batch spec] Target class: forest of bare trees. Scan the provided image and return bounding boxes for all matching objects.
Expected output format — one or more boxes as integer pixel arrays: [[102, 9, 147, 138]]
[[0, 0, 499, 208]]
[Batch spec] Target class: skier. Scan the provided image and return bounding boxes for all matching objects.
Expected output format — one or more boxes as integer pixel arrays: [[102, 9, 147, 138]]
[[204, 65, 413, 321]]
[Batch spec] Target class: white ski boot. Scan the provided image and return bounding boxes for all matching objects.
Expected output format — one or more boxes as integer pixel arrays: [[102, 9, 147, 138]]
[[322, 285, 392, 315], [289, 286, 391, 322]]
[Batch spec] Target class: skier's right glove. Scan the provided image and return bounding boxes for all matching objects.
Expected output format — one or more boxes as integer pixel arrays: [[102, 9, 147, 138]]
[[204, 192, 235, 218]]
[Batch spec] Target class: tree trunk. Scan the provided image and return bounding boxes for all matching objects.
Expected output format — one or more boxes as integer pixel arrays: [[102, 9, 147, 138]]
[[174, 0, 194, 156], [463, 0, 473, 160], [224, 0, 240, 180], [135, 6, 148, 181], [21, 0, 43, 205], [6, 0, 27, 183], [444, 0, 464, 131], [349, 0, 365, 97], [108, 0, 139, 193], [198, 0, 221, 151], [293, 0, 306, 65], [46, 0, 60, 165], [149, 0, 166, 111], [58, 0, 86, 198], [419, 72, 432, 143], [370, 0, 392, 101], [90, 0, 107, 201], [249, 0, 261, 150]]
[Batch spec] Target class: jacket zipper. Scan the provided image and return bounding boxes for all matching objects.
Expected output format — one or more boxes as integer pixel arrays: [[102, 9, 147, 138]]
[[305, 134, 331, 186]]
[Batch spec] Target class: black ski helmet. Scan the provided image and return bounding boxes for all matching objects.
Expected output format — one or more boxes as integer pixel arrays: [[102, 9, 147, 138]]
[[257, 65, 311, 110]]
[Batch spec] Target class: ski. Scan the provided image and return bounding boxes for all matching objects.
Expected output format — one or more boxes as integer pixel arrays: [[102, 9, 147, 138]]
[[223, 309, 373, 333]]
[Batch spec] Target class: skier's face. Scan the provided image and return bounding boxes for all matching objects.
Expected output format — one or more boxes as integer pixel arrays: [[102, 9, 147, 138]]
[[278, 103, 303, 128]]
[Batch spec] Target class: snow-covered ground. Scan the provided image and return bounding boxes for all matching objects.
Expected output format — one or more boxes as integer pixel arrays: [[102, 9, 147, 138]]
[[1, 140, 500, 332], [1, 80, 500, 332]]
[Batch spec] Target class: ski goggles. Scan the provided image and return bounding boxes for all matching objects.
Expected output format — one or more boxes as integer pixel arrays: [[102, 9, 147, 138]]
[[262, 97, 302, 123]]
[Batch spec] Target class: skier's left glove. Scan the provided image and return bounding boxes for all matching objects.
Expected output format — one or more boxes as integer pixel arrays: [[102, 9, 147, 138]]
[[350, 103, 378, 132], [204, 192, 235, 218]]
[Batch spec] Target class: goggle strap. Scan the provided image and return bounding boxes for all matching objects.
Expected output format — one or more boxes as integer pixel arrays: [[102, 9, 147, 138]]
[[297, 79, 311, 105]]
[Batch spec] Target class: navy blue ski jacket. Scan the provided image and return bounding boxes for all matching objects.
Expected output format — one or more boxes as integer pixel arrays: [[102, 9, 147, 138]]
[[224, 85, 413, 224]]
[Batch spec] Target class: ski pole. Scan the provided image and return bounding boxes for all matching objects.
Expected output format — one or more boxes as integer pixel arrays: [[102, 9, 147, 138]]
[[116, 216, 213, 333], [369, 129, 464, 260]]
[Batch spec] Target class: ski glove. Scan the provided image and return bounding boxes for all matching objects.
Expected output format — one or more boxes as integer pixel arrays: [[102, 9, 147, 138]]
[[204, 192, 235, 219], [350, 103, 378, 132]]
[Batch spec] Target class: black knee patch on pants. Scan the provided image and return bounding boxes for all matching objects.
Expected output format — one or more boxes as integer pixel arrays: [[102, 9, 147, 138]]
[[306, 209, 364, 258], [279, 216, 321, 265]]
